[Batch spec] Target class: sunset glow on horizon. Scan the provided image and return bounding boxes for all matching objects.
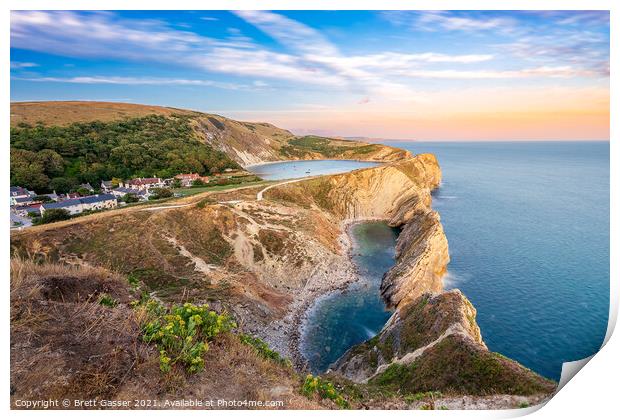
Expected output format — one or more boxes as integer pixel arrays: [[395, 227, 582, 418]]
[[10, 10, 610, 140]]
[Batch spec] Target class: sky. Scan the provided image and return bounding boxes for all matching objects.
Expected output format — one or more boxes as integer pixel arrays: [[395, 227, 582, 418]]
[[10, 10, 610, 140]]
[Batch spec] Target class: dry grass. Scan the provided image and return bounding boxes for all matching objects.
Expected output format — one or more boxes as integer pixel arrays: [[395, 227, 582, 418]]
[[10, 101, 197, 127], [10, 258, 150, 407], [10, 257, 323, 409]]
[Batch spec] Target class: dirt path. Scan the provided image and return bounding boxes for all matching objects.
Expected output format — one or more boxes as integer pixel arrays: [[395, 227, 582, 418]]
[[256, 177, 316, 201]]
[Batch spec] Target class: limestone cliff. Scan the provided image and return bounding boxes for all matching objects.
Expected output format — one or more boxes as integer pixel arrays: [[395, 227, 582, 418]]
[[330, 291, 555, 397], [380, 209, 449, 310], [267, 154, 441, 223], [268, 153, 450, 310]]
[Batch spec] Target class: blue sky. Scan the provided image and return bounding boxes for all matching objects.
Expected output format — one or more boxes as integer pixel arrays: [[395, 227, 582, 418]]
[[10, 10, 610, 139]]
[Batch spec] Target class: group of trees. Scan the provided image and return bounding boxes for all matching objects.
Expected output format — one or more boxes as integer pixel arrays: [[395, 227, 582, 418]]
[[11, 115, 240, 193]]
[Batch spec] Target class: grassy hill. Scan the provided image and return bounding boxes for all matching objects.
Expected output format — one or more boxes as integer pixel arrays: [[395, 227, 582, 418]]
[[10, 102, 411, 178]]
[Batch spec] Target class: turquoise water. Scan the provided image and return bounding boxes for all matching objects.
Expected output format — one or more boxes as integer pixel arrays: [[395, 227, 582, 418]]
[[382, 141, 609, 381], [247, 159, 379, 180], [301, 222, 399, 373]]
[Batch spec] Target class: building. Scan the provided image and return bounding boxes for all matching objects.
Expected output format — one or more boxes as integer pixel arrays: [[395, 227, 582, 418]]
[[79, 194, 117, 211], [12, 203, 43, 217], [79, 183, 95, 193], [121, 177, 164, 191], [174, 173, 199, 187], [11, 195, 36, 206], [173, 173, 210, 187], [10, 186, 35, 205], [41, 198, 83, 215], [101, 180, 114, 192], [111, 187, 148, 201], [10, 186, 34, 199], [41, 194, 117, 216]]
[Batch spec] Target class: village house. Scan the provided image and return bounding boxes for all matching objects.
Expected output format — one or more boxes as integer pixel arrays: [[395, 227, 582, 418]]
[[121, 177, 164, 191], [41, 194, 117, 216], [79, 183, 95, 193], [111, 187, 148, 201], [79, 194, 118, 211], [41, 198, 83, 215], [100, 180, 114, 192], [10, 186, 35, 205], [12, 203, 43, 218], [174, 173, 210, 187], [11, 195, 36, 206]]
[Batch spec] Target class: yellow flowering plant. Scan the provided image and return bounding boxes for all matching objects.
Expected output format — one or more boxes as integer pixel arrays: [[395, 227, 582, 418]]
[[141, 300, 236, 374]]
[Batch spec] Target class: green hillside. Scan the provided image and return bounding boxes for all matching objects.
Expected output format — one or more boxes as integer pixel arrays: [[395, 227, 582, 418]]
[[10, 114, 240, 193]]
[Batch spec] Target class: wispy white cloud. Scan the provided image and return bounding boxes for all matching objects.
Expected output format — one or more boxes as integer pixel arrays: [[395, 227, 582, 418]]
[[10, 61, 38, 69], [399, 66, 599, 80], [418, 11, 515, 32], [382, 11, 517, 33], [12, 75, 259, 90]]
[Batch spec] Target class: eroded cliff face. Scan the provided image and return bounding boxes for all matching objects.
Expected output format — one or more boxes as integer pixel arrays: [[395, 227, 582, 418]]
[[330, 291, 555, 398], [269, 154, 451, 310], [381, 210, 449, 310], [293, 154, 442, 224], [332, 290, 482, 382]]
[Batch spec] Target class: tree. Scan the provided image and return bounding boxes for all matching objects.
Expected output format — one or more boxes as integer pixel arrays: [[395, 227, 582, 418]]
[[76, 187, 91, 197], [49, 177, 79, 194], [34, 208, 71, 225], [122, 193, 140, 203], [149, 188, 173, 200], [191, 178, 207, 187], [33, 195, 54, 203], [171, 178, 182, 189]]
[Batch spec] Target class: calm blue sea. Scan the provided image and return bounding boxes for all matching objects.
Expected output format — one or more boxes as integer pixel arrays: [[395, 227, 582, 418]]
[[248, 159, 379, 180], [385, 141, 610, 380]]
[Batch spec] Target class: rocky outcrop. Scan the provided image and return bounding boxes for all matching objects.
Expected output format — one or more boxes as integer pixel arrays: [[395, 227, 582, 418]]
[[331, 291, 555, 397], [380, 210, 449, 309], [332, 290, 481, 382]]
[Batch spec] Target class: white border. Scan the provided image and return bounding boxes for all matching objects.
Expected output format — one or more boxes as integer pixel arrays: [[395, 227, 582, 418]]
[[2, 1, 616, 419]]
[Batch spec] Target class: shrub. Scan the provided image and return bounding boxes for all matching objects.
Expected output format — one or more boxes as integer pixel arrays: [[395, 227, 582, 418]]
[[191, 178, 207, 187], [33, 208, 71, 225], [122, 193, 140, 203], [302, 374, 349, 409], [239, 334, 291, 366], [98, 293, 118, 308], [140, 301, 236, 374], [196, 197, 215, 209], [149, 188, 173, 200]]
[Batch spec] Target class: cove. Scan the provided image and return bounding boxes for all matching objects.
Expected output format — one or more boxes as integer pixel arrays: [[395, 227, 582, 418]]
[[247, 159, 380, 180], [301, 221, 399, 373]]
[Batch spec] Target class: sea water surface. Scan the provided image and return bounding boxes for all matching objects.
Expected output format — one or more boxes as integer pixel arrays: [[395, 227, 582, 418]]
[[384, 141, 610, 381], [247, 159, 379, 180], [301, 222, 399, 373]]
